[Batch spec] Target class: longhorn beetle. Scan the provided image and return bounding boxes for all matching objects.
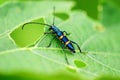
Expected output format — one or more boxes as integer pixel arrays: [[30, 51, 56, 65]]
[[22, 7, 82, 64]]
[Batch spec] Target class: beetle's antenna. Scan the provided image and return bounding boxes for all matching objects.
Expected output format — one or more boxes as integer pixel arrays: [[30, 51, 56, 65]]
[[22, 22, 51, 30], [52, 6, 55, 25]]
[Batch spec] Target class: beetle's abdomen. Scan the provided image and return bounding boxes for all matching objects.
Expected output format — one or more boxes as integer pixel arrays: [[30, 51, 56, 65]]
[[59, 35, 75, 53]]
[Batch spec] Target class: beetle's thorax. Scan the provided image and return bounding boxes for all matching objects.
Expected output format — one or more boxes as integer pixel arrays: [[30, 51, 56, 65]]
[[50, 25, 60, 32]]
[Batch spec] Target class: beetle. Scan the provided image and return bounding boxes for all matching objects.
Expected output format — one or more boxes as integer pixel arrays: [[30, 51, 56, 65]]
[[22, 7, 82, 64]]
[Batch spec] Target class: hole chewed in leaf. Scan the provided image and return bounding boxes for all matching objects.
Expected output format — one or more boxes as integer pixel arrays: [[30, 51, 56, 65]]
[[10, 18, 45, 47], [74, 60, 87, 68], [55, 12, 69, 20]]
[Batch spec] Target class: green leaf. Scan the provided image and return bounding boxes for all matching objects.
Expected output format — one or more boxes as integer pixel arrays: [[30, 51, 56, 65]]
[[72, 0, 100, 20], [101, 1, 120, 27], [0, 1, 120, 80], [0, 0, 7, 5]]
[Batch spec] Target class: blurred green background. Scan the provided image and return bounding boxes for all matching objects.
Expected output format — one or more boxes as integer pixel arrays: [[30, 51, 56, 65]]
[[0, 0, 120, 80]]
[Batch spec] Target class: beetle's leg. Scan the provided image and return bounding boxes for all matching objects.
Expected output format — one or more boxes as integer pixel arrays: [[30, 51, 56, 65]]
[[43, 31, 55, 47], [70, 40, 82, 53], [63, 31, 70, 36], [47, 36, 56, 47], [61, 42, 69, 65]]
